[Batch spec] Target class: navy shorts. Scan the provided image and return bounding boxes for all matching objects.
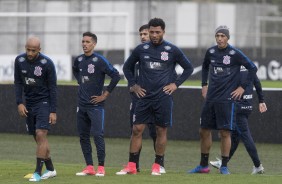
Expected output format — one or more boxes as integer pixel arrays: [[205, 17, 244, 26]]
[[77, 106, 105, 136], [134, 96, 173, 127], [26, 101, 51, 135], [200, 101, 236, 130]]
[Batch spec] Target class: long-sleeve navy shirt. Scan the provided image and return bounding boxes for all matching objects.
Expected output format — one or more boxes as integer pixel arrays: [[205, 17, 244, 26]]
[[237, 66, 264, 114], [73, 52, 120, 107], [202, 44, 257, 102], [14, 53, 57, 112], [123, 40, 194, 100]]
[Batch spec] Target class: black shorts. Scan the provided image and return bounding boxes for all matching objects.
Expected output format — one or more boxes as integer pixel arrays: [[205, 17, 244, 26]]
[[200, 101, 236, 130], [26, 101, 51, 135], [134, 96, 173, 127]]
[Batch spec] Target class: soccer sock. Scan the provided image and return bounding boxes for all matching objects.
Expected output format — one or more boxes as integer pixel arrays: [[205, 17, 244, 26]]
[[98, 161, 104, 166], [200, 153, 209, 167], [45, 157, 54, 171], [159, 155, 164, 167], [129, 152, 139, 164], [221, 156, 229, 167], [155, 155, 164, 165], [35, 158, 45, 175], [136, 148, 141, 170]]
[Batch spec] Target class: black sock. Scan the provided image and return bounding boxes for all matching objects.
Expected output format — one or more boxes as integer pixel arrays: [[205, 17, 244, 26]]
[[221, 156, 229, 167], [129, 152, 139, 164], [45, 158, 54, 171], [136, 148, 141, 170], [155, 155, 164, 165], [98, 161, 104, 166], [35, 158, 45, 175], [200, 153, 209, 167]]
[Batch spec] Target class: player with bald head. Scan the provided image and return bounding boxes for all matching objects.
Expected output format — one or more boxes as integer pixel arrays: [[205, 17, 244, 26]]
[[14, 36, 57, 181]]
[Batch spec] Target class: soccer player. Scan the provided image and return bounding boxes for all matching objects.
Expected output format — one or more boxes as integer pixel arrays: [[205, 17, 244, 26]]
[[117, 18, 194, 176], [73, 32, 120, 177], [14, 36, 57, 182], [210, 67, 267, 174], [128, 24, 165, 173], [189, 25, 257, 174]]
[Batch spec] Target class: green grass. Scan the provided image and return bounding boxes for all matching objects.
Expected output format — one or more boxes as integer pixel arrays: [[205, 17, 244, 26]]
[[0, 133, 281, 184]]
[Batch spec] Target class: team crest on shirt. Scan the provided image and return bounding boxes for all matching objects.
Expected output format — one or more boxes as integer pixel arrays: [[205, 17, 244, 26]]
[[78, 56, 83, 62], [222, 55, 231, 65], [143, 44, 150, 49], [164, 46, 171, 50], [40, 59, 47, 64], [92, 57, 98, 62], [34, 66, 42, 76], [88, 64, 95, 74], [19, 57, 25, 62], [161, 51, 169, 61], [229, 50, 236, 55]]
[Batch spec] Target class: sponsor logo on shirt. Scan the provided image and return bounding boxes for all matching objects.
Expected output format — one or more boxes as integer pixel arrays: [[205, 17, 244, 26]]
[[144, 55, 150, 59], [164, 46, 171, 50], [241, 105, 252, 110], [143, 44, 149, 49], [223, 55, 231, 65], [161, 51, 169, 61], [19, 57, 25, 62], [21, 70, 27, 73], [229, 50, 236, 55], [243, 94, 253, 99], [25, 77, 36, 85], [211, 60, 215, 63], [40, 59, 47, 64], [87, 64, 95, 74], [34, 66, 42, 76], [209, 49, 215, 53], [93, 57, 98, 62], [78, 56, 83, 62]]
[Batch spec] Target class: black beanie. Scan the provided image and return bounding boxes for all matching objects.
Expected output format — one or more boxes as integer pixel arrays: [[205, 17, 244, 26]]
[[215, 25, 230, 39]]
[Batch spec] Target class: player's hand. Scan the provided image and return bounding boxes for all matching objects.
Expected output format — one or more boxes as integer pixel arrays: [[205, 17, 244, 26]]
[[17, 104, 28, 117], [90, 91, 110, 104], [231, 86, 245, 100], [130, 84, 146, 98], [49, 113, 57, 125], [202, 86, 208, 99], [163, 83, 177, 95], [259, 103, 267, 113]]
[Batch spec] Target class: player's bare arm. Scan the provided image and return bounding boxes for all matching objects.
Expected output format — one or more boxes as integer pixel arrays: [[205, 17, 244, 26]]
[[49, 113, 57, 125], [130, 84, 146, 98], [201, 85, 208, 99], [231, 86, 245, 100], [17, 104, 28, 117], [163, 83, 177, 95], [90, 90, 110, 104]]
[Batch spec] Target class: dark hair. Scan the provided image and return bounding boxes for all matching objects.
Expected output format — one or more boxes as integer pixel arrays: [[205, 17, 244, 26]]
[[83, 32, 97, 43], [139, 24, 149, 32], [148, 18, 165, 30]]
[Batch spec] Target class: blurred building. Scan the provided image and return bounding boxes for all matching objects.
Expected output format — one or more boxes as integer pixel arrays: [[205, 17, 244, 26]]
[[0, 0, 281, 81]]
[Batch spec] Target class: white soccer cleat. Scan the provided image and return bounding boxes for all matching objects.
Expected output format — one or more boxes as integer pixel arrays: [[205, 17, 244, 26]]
[[251, 164, 264, 174], [209, 157, 222, 169], [160, 166, 166, 174], [41, 170, 57, 179]]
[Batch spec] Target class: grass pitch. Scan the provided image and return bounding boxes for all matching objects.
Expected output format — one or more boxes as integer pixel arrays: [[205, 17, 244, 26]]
[[0, 133, 281, 184]]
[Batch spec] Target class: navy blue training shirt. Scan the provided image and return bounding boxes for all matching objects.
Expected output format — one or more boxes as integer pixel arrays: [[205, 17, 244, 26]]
[[14, 53, 57, 112], [73, 52, 120, 107], [123, 40, 194, 100], [237, 66, 264, 114], [202, 44, 257, 102]]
